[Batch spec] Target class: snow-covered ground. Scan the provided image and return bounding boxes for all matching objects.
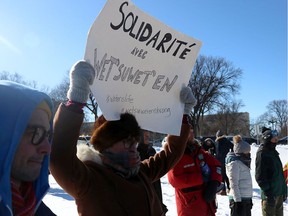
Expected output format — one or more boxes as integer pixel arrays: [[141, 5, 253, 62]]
[[44, 144, 288, 215]]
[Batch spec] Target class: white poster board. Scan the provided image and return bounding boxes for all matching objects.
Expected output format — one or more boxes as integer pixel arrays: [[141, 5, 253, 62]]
[[85, 0, 202, 135]]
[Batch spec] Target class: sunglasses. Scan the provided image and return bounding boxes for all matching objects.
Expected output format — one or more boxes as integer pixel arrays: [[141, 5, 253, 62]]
[[123, 137, 138, 149], [25, 125, 52, 145]]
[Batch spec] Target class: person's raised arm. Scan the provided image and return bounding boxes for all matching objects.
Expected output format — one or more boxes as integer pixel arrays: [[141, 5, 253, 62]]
[[143, 86, 197, 180], [50, 61, 95, 196], [165, 86, 196, 152]]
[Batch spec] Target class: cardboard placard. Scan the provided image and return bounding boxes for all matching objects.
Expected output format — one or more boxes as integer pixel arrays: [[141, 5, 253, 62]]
[[85, 0, 202, 135]]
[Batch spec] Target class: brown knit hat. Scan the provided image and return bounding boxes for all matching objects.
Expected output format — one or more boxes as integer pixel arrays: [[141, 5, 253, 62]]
[[90, 113, 141, 152]]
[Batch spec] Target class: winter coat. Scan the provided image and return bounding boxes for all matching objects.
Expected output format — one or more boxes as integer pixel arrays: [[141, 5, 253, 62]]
[[167, 146, 222, 216], [255, 143, 287, 200], [137, 143, 163, 200], [0, 81, 54, 216], [215, 136, 233, 164], [202, 138, 216, 156], [284, 162, 288, 184], [225, 152, 253, 202], [50, 104, 190, 216], [137, 143, 157, 160], [137, 143, 168, 213]]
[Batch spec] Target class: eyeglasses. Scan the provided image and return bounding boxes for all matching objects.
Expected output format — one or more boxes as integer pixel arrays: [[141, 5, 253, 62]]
[[123, 137, 138, 149], [25, 125, 52, 145]]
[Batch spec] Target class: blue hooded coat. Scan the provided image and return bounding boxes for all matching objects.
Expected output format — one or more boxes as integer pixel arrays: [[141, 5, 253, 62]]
[[0, 80, 53, 215]]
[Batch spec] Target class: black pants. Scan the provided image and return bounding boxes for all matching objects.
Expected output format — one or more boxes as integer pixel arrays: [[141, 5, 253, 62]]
[[221, 163, 230, 190], [229, 199, 253, 216]]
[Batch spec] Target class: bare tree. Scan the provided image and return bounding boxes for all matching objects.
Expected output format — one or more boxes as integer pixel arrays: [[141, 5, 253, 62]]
[[254, 100, 288, 138], [254, 112, 270, 132], [188, 55, 243, 136], [48, 72, 99, 121], [267, 100, 287, 127], [214, 101, 247, 135], [86, 93, 99, 121], [0, 71, 52, 94], [48, 73, 70, 111], [0, 71, 38, 88], [199, 100, 247, 137]]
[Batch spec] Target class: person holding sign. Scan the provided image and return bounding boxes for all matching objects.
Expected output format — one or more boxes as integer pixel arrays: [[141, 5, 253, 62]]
[[50, 60, 196, 215]]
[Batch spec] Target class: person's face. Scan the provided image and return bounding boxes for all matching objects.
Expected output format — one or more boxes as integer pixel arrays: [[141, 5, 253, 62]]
[[11, 109, 51, 183], [271, 136, 279, 144], [143, 130, 150, 145], [108, 137, 139, 153], [186, 129, 195, 147], [188, 129, 194, 142], [269, 130, 279, 144]]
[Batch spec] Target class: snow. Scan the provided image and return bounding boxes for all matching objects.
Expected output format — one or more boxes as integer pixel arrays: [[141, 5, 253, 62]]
[[44, 144, 288, 215]]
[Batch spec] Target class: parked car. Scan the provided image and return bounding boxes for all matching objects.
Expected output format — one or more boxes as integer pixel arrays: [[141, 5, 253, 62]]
[[77, 135, 91, 146], [278, 136, 288, 145]]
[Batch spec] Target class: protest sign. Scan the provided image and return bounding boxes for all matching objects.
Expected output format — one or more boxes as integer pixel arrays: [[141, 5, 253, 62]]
[[85, 0, 202, 135]]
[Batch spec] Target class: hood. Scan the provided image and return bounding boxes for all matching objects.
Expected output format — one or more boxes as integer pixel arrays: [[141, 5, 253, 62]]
[[225, 151, 237, 164], [215, 135, 227, 142], [76, 144, 102, 164], [0, 81, 53, 213]]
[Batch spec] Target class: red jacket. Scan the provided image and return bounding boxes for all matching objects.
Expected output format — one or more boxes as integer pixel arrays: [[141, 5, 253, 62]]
[[283, 162, 288, 184], [168, 146, 222, 216]]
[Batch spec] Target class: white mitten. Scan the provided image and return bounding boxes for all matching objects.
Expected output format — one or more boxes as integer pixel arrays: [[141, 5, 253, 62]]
[[180, 86, 197, 115], [67, 60, 96, 103]]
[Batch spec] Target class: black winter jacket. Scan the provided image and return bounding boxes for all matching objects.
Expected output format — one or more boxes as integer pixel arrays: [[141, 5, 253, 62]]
[[255, 143, 287, 199], [215, 136, 233, 164]]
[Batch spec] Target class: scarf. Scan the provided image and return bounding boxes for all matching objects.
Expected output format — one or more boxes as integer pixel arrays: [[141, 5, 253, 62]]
[[101, 150, 141, 179], [236, 153, 251, 168], [11, 178, 36, 216]]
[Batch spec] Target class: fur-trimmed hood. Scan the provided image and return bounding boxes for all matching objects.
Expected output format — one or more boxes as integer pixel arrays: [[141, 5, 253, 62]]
[[215, 135, 227, 142], [76, 144, 103, 165]]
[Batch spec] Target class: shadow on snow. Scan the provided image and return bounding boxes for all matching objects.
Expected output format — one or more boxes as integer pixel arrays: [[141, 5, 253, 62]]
[[47, 188, 74, 201]]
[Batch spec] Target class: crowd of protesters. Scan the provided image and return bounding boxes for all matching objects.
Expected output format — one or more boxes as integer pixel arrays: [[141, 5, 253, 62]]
[[0, 60, 286, 216]]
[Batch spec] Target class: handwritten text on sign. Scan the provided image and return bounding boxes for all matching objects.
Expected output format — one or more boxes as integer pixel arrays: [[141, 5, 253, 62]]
[[85, 0, 202, 135]]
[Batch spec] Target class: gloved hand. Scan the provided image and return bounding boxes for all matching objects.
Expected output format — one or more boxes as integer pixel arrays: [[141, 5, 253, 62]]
[[180, 86, 196, 115], [67, 60, 96, 103], [204, 180, 219, 202], [266, 196, 275, 207]]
